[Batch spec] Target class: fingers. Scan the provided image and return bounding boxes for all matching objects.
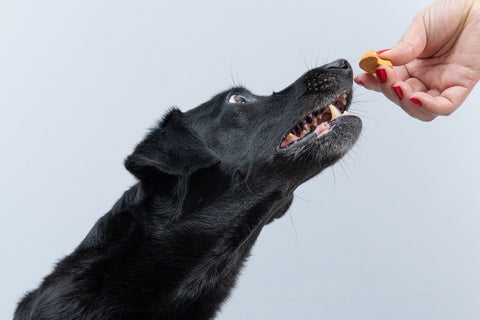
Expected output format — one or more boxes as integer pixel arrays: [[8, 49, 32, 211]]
[[378, 13, 427, 66], [413, 86, 471, 116], [354, 68, 437, 122], [390, 81, 437, 122], [376, 66, 437, 121], [354, 65, 410, 92], [355, 67, 468, 121], [354, 72, 381, 92]]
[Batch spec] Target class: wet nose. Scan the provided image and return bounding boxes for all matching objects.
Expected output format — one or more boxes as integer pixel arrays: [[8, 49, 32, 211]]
[[324, 59, 351, 71]]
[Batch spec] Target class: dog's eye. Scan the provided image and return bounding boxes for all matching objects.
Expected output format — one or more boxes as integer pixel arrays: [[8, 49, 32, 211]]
[[228, 95, 248, 104]]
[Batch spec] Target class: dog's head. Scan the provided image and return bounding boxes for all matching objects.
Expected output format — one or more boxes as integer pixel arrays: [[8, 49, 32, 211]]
[[126, 59, 361, 195]]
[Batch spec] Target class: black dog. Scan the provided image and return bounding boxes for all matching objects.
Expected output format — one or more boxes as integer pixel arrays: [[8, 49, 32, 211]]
[[14, 59, 361, 320]]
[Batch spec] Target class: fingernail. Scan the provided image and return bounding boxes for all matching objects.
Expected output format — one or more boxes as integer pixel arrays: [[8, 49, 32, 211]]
[[376, 49, 390, 55], [376, 68, 387, 83], [409, 97, 422, 106], [356, 80, 366, 87], [392, 85, 403, 100]]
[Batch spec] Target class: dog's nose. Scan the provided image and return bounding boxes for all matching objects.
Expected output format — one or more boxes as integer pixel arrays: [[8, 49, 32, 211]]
[[296, 58, 354, 96], [324, 59, 351, 71]]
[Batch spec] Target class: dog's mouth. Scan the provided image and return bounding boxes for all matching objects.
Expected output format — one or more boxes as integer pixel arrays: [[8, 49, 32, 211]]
[[280, 92, 351, 148]]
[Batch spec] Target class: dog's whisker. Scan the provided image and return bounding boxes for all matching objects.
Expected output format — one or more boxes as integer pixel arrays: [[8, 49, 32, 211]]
[[288, 209, 299, 244], [357, 132, 371, 143], [337, 160, 352, 182], [293, 192, 317, 203], [345, 151, 359, 167], [229, 50, 242, 87], [314, 50, 326, 70], [297, 45, 312, 71], [349, 109, 375, 121], [330, 165, 337, 191]]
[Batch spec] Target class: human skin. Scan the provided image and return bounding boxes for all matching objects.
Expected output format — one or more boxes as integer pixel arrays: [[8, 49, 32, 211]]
[[354, 0, 480, 121]]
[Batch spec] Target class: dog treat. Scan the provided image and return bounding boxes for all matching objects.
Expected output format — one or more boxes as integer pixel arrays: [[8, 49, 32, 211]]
[[359, 50, 393, 74]]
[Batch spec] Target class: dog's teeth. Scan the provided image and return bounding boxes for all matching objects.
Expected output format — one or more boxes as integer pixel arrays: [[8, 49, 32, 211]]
[[317, 114, 322, 120], [329, 104, 342, 119], [343, 110, 352, 115], [340, 93, 347, 105], [311, 117, 317, 126], [302, 123, 311, 136], [281, 133, 298, 148], [294, 125, 302, 136]]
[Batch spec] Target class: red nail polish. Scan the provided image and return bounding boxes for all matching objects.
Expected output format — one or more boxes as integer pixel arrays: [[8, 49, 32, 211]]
[[376, 68, 388, 83], [356, 80, 366, 87], [409, 97, 422, 106], [392, 86, 403, 100], [376, 49, 390, 55]]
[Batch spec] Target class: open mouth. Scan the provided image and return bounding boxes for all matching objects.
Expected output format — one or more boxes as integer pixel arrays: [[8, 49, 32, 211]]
[[280, 92, 351, 148]]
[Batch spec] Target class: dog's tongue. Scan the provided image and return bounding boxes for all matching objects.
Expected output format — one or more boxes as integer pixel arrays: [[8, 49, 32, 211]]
[[314, 121, 333, 136], [280, 122, 333, 148]]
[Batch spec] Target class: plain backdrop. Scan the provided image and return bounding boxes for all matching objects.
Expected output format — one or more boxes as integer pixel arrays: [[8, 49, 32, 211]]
[[1, 0, 479, 319]]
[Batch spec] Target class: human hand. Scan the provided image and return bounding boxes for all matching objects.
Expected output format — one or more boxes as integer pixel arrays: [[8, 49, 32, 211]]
[[354, 0, 480, 121]]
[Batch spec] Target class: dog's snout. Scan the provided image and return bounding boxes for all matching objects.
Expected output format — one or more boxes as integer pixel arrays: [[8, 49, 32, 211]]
[[324, 59, 351, 71], [301, 59, 353, 95]]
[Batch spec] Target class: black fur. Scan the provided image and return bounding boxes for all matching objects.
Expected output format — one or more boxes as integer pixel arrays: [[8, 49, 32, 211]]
[[14, 59, 362, 320]]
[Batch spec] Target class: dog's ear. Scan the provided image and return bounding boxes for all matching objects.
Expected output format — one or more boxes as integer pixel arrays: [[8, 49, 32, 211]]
[[125, 109, 220, 180]]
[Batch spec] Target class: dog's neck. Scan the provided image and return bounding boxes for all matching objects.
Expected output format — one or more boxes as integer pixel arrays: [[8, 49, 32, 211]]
[[85, 172, 293, 320], [165, 190, 289, 319], [151, 174, 292, 319]]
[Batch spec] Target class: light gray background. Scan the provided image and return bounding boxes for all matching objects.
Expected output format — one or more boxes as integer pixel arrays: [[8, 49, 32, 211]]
[[1, 0, 479, 319]]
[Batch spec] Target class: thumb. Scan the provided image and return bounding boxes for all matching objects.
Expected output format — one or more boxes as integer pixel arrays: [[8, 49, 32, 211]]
[[379, 14, 427, 66]]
